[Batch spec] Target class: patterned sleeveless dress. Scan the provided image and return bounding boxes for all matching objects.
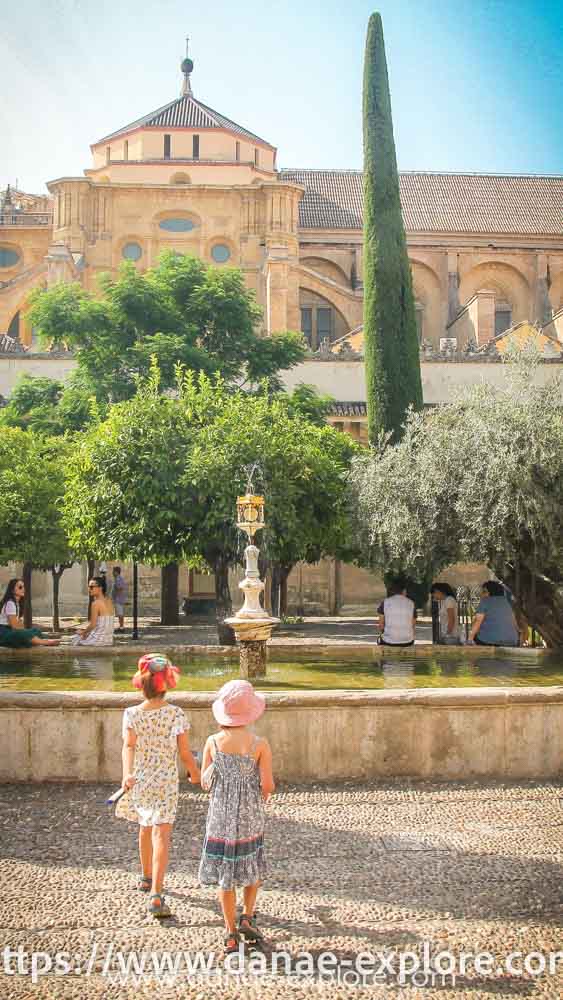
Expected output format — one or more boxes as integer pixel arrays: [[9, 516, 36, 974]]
[[199, 736, 267, 890]]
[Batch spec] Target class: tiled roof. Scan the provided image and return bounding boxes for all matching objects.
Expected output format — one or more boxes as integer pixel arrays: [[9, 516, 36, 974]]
[[279, 170, 563, 235], [96, 95, 273, 148], [328, 401, 367, 417]]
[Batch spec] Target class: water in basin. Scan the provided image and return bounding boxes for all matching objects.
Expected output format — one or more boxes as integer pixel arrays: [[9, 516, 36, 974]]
[[1, 651, 563, 691]]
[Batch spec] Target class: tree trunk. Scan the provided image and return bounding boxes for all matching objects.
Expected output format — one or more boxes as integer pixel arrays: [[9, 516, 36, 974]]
[[271, 563, 282, 618], [161, 563, 179, 626], [501, 560, 563, 648], [257, 554, 269, 609], [214, 557, 235, 645], [22, 562, 33, 628], [280, 569, 290, 617], [271, 563, 292, 618], [87, 558, 95, 614], [51, 568, 62, 632]]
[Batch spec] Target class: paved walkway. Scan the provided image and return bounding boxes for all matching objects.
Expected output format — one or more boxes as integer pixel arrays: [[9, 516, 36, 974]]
[[37, 615, 434, 647], [1, 779, 562, 998]]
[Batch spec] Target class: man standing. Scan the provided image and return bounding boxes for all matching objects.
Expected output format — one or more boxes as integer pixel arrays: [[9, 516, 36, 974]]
[[111, 566, 128, 632]]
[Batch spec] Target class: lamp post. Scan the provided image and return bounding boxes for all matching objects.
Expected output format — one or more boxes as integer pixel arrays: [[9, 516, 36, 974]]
[[225, 493, 279, 677]]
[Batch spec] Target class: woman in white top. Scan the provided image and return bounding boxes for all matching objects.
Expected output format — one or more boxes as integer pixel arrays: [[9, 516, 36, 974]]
[[430, 582, 460, 645], [0, 578, 60, 647], [378, 580, 416, 646], [70, 576, 115, 646]]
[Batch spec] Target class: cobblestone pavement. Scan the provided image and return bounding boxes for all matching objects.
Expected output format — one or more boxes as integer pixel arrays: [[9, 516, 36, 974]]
[[1, 780, 562, 999]]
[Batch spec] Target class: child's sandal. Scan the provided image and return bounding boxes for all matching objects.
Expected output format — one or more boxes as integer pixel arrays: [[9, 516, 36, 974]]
[[149, 893, 171, 918], [137, 876, 152, 892], [239, 913, 264, 942], [223, 931, 241, 955]]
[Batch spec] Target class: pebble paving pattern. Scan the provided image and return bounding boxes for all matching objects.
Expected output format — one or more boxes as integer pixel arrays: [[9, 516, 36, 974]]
[[0, 779, 562, 999]]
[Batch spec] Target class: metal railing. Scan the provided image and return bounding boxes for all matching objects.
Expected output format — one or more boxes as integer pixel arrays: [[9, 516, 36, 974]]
[[0, 212, 52, 226]]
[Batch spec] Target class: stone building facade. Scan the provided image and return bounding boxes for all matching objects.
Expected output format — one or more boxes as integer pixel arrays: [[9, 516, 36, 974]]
[[1, 55, 562, 616]]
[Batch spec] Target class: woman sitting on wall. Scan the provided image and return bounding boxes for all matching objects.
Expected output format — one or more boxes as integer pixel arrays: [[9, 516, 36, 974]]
[[430, 581, 460, 645], [378, 579, 416, 647], [0, 578, 60, 647], [70, 576, 115, 646], [467, 580, 519, 647]]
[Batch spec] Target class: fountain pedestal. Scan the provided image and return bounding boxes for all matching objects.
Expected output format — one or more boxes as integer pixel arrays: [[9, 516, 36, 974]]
[[225, 495, 279, 678]]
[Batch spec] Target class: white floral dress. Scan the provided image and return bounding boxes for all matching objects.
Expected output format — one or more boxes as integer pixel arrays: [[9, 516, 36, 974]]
[[115, 703, 189, 826]]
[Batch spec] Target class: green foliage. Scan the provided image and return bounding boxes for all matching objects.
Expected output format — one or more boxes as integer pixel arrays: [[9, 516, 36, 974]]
[[350, 355, 563, 644], [0, 428, 73, 568], [28, 252, 306, 407], [362, 13, 423, 444], [63, 369, 359, 576], [0, 373, 97, 436], [281, 383, 335, 427]]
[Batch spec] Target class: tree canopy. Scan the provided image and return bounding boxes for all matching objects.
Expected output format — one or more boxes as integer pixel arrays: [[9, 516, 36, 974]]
[[350, 352, 563, 646], [0, 428, 71, 570], [362, 13, 423, 443], [63, 367, 359, 635], [27, 251, 306, 409]]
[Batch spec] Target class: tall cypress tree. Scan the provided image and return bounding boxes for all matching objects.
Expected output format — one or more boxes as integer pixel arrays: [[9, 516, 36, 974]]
[[363, 13, 423, 444]]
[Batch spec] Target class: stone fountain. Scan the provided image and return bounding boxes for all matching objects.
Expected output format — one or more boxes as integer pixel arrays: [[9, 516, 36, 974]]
[[225, 493, 279, 678]]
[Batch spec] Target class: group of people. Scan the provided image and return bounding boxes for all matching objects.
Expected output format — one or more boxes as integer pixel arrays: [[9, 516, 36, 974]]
[[378, 578, 522, 647], [0, 567, 128, 649], [115, 653, 274, 955]]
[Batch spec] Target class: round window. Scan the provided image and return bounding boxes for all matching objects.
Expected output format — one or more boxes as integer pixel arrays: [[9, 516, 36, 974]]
[[211, 244, 231, 264], [122, 242, 142, 261], [159, 218, 195, 232], [0, 247, 20, 268]]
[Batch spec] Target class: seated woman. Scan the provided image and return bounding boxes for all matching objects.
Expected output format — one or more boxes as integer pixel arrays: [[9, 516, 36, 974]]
[[378, 579, 416, 647], [468, 580, 519, 647], [430, 581, 460, 645], [70, 576, 115, 646], [0, 578, 60, 647]]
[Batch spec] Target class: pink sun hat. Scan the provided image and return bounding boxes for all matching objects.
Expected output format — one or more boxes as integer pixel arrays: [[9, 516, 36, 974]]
[[212, 679, 266, 727]]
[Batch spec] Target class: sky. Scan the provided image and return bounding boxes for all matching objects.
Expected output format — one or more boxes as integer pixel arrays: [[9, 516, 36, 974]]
[[1, 0, 562, 194]]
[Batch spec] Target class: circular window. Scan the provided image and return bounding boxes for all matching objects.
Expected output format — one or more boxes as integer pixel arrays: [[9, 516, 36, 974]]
[[122, 242, 142, 261], [211, 244, 231, 264], [0, 247, 20, 268], [159, 218, 196, 232]]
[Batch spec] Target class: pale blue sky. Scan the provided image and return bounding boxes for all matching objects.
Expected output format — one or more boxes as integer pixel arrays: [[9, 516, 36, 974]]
[[1, 0, 562, 194]]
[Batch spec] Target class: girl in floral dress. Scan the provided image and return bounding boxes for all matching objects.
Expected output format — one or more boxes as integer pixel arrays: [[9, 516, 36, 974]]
[[116, 653, 200, 917], [199, 679, 275, 953]]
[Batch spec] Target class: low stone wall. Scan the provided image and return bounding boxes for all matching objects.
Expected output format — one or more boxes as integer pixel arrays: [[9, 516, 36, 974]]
[[1, 687, 562, 783]]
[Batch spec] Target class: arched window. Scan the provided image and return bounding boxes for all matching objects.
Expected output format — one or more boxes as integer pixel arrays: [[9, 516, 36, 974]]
[[169, 172, 191, 185]]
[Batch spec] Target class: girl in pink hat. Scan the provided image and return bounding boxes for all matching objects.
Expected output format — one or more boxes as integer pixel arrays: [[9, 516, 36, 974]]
[[199, 679, 275, 954], [115, 653, 201, 918]]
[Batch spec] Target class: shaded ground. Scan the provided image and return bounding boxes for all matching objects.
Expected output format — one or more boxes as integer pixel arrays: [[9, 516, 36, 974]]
[[1, 779, 562, 998]]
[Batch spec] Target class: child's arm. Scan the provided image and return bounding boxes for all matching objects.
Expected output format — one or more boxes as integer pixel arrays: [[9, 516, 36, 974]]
[[122, 727, 137, 790], [177, 731, 201, 784], [257, 738, 275, 801]]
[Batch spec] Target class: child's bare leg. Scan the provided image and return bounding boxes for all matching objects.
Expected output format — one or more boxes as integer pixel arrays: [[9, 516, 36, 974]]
[[242, 881, 260, 917], [139, 825, 152, 878], [151, 823, 172, 894], [219, 889, 237, 933]]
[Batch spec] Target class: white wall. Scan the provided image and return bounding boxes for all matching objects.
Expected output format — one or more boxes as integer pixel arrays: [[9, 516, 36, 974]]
[[281, 359, 563, 405]]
